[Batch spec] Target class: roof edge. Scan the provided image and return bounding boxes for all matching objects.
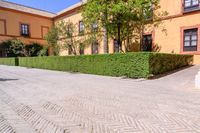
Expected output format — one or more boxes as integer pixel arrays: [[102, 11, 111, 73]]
[[2, 0, 56, 15], [56, 2, 83, 15], [0, 0, 56, 18], [54, 1, 87, 19], [0, 0, 87, 20]]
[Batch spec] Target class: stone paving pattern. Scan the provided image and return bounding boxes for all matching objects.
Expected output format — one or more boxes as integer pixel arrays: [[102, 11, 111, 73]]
[[0, 65, 200, 133]]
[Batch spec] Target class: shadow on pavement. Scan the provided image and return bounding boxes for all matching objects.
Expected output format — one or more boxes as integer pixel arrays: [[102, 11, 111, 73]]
[[0, 78, 19, 82]]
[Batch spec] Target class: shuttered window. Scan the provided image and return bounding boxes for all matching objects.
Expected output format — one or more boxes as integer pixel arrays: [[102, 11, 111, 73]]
[[184, 28, 198, 51]]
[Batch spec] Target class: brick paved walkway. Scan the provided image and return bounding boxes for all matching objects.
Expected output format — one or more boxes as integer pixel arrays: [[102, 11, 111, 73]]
[[0, 65, 200, 133]]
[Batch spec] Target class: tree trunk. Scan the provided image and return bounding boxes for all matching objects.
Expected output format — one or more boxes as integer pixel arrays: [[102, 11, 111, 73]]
[[103, 3, 109, 54], [125, 36, 129, 52], [103, 27, 109, 54], [140, 9, 145, 52], [140, 23, 144, 51], [117, 22, 122, 52]]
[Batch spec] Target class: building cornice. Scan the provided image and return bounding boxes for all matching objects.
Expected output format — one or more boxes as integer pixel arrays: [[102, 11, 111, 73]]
[[0, 0, 56, 19]]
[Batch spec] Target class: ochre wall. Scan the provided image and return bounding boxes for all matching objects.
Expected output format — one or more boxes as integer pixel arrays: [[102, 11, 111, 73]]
[[154, 0, 200, 64], [0, 8, 53, 45], [154, 14, 200, 54], [159, 0, 182, 16]]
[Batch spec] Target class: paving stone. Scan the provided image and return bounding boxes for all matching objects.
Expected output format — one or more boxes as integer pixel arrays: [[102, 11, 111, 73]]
[[0, 65, 200, 133]]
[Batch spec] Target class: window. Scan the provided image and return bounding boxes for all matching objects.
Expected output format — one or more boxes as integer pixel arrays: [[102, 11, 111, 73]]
[[20, 24, 30, 37], [184, 0, 199, 12], [92, 42, 99, 54], [142, 34, 153, 51], [79, 44, 84, 55], [184, 28, 198, 51], [79, 21, 84, 34], [113, 39, 119, 53]]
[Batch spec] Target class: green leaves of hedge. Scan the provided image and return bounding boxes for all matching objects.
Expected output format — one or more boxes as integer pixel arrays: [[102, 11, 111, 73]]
[[0, 53, 193, 78], [0, 58, 18, 66]]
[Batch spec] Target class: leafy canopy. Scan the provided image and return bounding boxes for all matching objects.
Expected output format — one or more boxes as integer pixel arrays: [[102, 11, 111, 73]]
[[82, 0, 167, 51]]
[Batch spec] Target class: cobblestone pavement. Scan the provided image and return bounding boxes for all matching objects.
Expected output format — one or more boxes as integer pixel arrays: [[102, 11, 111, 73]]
[[0, 65, 200, 133]]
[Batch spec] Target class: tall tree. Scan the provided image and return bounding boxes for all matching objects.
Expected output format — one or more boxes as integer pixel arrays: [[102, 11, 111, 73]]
[[44, 26, 60, 56], [81, 0, 110, 53], [56, 21, 90, 55], [82, 0, 167, 52]]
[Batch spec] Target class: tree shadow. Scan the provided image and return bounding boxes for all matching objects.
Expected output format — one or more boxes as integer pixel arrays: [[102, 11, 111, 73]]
[[152, 43, 162, 52], [148, 65, 194, 80], [0, 78, 19, 82]]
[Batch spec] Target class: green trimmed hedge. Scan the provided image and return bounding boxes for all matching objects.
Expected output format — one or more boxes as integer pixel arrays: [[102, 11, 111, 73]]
[[0, 57, 18, 66], [149, 53, 193, 75], [19, 53, 151, 78], [0, 52, 193, 78]]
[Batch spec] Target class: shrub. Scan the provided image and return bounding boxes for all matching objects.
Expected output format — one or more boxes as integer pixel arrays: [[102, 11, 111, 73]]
[[0, 39, 48, 57], [0, 39, 24, 57], [0, 57, 18, 66], [9, 39, 27, 57], [18, 52, 193, 78], [19, 53, 150, 78], [38, 47, 49, 56], [0, 52, 193, 78], [25, 43, 48, 57], [44, 26, 59, 56], [149, 53, 193, 75]]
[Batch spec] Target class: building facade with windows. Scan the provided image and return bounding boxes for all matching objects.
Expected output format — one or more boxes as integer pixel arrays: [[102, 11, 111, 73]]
[[0, 0, 200, 63], [54, 0, 200, 64], [153, 0, 200, 64], [0, 0, 54, 56]]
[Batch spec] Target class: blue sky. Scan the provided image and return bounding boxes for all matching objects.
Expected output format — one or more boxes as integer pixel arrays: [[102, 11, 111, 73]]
[[4, 0, 81, 13]]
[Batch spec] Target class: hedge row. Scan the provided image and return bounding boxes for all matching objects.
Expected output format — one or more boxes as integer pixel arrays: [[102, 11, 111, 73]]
[[19, 53, 150, 78], [0, 52, 193, 78], [149, 53, 193, 75], [0, 57, 18, 66]]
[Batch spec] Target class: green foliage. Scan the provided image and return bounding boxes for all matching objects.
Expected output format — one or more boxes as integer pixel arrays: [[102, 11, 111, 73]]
[[0, 39, 25, 57], [44, 26, 59, 55], [38, 47, 49, 56], [0, 39, 47, 57], [17, 53, 192, 78], [56, 21, 91, 55], [18, 53, 150, 78], [0, 52, 192, 78], [82, 0, 168, 52], [149, 53, 193, 75], [57, 21, 80, 55], [9, 39, 27, 57], [25, 43, 44, 57], [0, 57, 18, 66], [46, 21, 90, 56]]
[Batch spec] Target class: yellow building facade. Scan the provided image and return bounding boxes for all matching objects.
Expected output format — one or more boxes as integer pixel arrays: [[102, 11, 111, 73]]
[[155, 0, 200, 63], [0, 0, 54, 46], [0, 0, 200, 63]]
